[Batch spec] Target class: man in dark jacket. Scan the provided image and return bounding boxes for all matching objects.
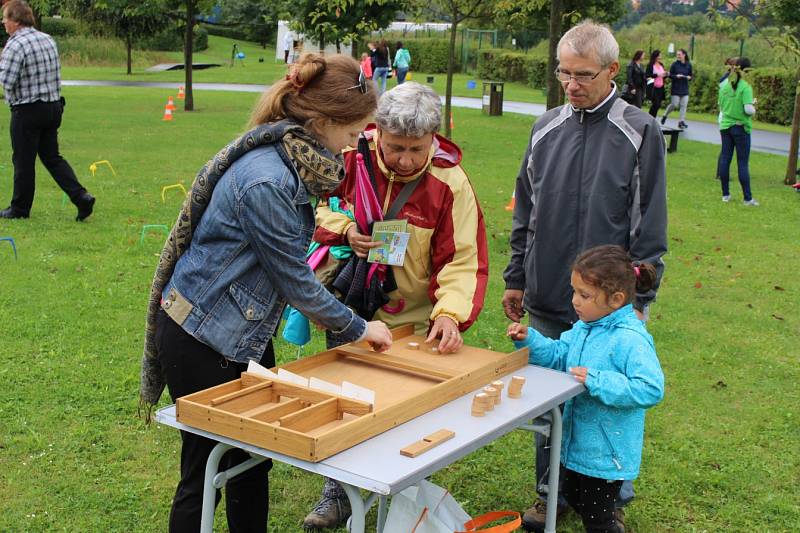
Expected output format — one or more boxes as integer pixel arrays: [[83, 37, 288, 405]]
[[502, 21, 667, 532]]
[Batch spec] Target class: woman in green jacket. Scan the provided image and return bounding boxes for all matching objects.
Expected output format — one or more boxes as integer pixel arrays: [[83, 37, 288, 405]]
[[393, 41, 411, 85]]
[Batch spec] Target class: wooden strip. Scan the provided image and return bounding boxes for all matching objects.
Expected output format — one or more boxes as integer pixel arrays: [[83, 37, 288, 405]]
[[209, 381, 273, 407], [245, 398, 306, 422], [177, 379, 242, 407], [279, 398, 340, 433], [400, 429, 455, 458], [338, 346, 455, 381], [271, 382, 373, 415]]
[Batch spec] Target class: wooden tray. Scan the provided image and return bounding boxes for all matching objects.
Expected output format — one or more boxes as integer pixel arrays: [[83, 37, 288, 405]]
[[176, 325, 528, 462]]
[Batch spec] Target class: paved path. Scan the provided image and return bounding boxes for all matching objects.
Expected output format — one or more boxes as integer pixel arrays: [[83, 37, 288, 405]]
[[63, 80, 794, 157]]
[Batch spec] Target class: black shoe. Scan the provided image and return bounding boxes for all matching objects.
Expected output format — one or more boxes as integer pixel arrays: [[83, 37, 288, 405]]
[[660, 115, 667, 125], [76, 193, 95, 221], [521, 500, 569, 531], [0, 206, 29, 219], [678, 121, 688, 129]]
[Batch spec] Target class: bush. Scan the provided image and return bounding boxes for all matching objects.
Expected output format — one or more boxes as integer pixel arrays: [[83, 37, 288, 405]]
[[202, 23, 249, 42], [137, 25, 208, 52], [402, 38, 453, 74], [42, 17, 79, 37], [476, 49, 548, 88]]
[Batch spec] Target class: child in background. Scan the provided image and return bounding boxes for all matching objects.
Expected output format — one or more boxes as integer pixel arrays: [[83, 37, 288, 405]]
[[508, 245, 664, 533], [360, 52, 373, 79]]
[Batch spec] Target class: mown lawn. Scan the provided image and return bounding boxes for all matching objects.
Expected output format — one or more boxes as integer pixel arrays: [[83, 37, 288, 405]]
[[0, 87, 797, 532]]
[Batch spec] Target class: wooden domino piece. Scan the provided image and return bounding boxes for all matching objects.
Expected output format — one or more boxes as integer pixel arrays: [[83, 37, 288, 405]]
[[491, 380, 504, 404], [400, 429, 455, 457], [407, 342, 420, 350], [471, 392, 488, 416], [482, 386, 498, 409], [508, 375, 526, 398]]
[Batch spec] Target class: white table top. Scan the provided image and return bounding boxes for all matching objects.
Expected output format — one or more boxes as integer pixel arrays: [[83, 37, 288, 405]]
[[156, 363, 583, 495]]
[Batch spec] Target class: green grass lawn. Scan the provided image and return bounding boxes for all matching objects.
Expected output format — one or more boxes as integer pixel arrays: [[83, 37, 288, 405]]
[[0, 87, 798, 532]]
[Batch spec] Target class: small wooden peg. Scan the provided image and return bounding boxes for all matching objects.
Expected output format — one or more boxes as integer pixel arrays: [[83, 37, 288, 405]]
[[471, 393, 487, 417], [508, 375, 526, 398], [482, 387, 497, 409], [491, 380, 504, 404]]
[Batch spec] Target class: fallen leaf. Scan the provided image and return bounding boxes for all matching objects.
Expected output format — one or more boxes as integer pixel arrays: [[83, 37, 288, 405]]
[[715, 247, 722, 252], [708, 462, 721, 470], [671, 237, 684, 243], [772, 314, 784, 321], [712, 380, 727, 390], [694, 255, 702, 261], [746, 304, 753, 309], [694, 282, 702, 288], [774, 286, 785, 291]]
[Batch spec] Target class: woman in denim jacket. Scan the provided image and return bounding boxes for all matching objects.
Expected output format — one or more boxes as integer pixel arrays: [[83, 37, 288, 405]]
[[509, 245, 664, 533], [141, 54, 392, 533]]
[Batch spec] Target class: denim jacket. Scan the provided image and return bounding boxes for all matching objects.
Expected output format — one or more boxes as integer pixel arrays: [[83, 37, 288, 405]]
[[514, 305, 664, 480], [162, 143, 365, 363]]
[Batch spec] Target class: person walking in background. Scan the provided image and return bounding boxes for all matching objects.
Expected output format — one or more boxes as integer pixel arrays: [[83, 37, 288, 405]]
[[372, 40, 391, 94], [283, 29, 294, 63], [359, 52, 373, 79], [645, 49, 667, 118], [393, 41, 411, 85], [717, 57, 759, 206], [661, 49, 693, 129], [503, 21, 667, 532], [623, 49, 646, 108], [0, 0, 95, 221]]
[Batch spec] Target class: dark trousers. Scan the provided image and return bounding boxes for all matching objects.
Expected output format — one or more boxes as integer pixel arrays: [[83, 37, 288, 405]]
[[718, 125, 753, 201], [156, 310, 275, 533], [562, 469, 623, 533], [9, 100, 85, 215], [647, 87, 665, 118]]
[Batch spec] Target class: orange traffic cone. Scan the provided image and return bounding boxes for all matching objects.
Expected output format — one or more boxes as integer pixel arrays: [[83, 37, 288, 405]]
[[163, 106, 173, 121], [177, 86, 185, 100], [504, 191, 516, 211], [166, 96, 176, 111]]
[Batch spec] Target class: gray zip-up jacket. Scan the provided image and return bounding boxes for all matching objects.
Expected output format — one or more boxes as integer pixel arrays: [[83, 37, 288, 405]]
[[503, 90, 667, 324]]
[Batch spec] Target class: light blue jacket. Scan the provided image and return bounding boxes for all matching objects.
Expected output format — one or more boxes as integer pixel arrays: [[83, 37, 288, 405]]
[[162, 144, 366, 363], [393, 48, 411, 69], [514, 304, 664, 480]]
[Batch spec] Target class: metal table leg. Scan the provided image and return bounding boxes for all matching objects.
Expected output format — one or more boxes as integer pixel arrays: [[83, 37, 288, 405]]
[[340, 482, 381, 533], [376, 495, 389, 533], [544, 407, 563, 533], [200, 442, 269, 533]]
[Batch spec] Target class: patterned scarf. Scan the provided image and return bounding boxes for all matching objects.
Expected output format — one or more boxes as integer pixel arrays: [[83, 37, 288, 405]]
[[138, 120, 343, 421]]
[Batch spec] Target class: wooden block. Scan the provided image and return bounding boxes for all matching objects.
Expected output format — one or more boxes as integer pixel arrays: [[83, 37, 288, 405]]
[[483, 386, 499, 406], [400, 429, 455, 458], [481, 387, 496, 410], [407, 342, 420, 350], [471, 408, 485, 417], [471, 394, 485, 417], [491, 380, 504, 404], [508, 375, 526, 399]]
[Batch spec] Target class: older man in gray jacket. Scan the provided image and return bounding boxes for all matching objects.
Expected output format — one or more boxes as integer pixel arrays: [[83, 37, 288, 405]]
[[502, 21, 667, 532]]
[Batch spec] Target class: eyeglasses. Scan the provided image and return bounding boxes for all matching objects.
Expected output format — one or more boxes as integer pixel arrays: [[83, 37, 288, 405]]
[[554, 68, 605, 85], [346, 66, 368, 94]]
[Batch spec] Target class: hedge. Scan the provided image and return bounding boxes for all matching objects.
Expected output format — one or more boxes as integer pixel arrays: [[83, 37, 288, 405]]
[[401, 39, 454, 74], [137, 25, 208, 52], [42, 17, 79, 38], [477, 48, 797, 126]]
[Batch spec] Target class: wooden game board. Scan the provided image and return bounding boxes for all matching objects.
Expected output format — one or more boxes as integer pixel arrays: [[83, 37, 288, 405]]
[[176, 325, 528, 462]]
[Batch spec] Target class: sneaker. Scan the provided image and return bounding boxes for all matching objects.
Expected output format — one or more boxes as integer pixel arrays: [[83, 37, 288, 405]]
[[660, 115, 667, 125], [302, 495, 351, 530], [615, 508, 627, 533], [678, 121, 688, 129], [0, 206, 29, 219], [521, 499, 568, 531], [722, 195, 731, 202], [743, 199, 759, 206]]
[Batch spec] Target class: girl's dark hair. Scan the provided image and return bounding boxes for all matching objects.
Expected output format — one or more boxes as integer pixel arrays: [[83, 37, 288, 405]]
[[731, 57, 751, 91], [679, 48, 690, 62], [396, 41, 403, 50], [573, 245, 657, 305], [632, 50, 644, 63], [648, 49, 661, 67]]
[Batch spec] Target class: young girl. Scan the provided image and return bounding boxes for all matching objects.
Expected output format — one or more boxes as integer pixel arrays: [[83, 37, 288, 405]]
[[360, 51, 373, 79], [508, 245, 664, 533]]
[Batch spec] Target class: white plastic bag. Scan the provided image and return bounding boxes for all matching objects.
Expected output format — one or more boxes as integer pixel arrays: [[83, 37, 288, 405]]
[[383, 479, 471, 533]]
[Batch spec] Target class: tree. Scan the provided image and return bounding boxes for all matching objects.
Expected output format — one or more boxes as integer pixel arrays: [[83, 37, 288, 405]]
[[217, 0, 291, 48], [163, 0, 215, 111], [68, 0, 167, 75], [288, 0, 402, 56], [418, 0, 496, 138]]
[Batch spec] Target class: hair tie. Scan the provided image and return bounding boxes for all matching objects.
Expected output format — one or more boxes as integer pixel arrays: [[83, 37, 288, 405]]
[[633, 265, 641, 278], [286, 69, 304, 92]]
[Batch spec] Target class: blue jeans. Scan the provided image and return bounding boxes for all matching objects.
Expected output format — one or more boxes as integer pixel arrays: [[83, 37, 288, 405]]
[[718, 125, 752, 201], [529, 313, 635, 509], [396, 67, 409, 84], [373, 67, 389, 94]]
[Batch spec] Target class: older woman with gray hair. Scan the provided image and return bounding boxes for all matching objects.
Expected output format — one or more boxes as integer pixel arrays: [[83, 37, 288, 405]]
[[303, 81, 489, 530]]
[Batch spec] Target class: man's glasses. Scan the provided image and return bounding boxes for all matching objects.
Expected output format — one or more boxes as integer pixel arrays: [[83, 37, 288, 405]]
[[554, 68, 605, 85], [346, 66, 368, 94]]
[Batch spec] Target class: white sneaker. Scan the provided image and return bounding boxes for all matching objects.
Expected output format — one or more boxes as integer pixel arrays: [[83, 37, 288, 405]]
[[722, 195, 731, 202], [743, 199, 759, 206]]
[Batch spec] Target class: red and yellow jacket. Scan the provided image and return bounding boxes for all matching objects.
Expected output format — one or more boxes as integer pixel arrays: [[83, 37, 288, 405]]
[[313, 128, 488, 334]]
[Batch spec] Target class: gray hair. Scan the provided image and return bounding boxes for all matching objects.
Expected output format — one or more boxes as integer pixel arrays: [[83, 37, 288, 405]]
[[376, 82, 442, 137], [557, 21, 619, 68]]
